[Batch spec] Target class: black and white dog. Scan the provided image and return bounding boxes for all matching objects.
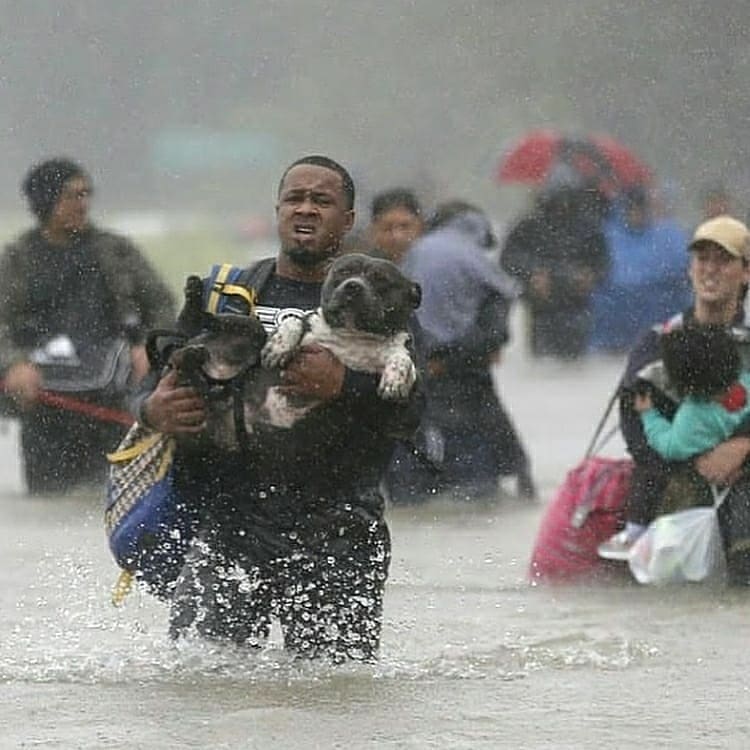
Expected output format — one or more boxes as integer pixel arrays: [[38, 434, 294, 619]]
[[163, 253, 421, 447], [260, 253, 422, 427]]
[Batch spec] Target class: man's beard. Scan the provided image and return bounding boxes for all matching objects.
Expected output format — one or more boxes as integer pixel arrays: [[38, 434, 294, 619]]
[[282, 241, 338, 269]]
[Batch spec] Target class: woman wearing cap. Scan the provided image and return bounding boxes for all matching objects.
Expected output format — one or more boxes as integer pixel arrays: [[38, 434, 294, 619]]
[[0, 158, 175, 494], [599, 215, 750, 582]]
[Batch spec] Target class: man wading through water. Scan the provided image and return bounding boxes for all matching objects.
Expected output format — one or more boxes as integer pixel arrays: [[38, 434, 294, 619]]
[[138, 155, 423, 661]]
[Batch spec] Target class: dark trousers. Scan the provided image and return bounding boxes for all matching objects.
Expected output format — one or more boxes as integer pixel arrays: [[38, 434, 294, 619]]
[[385, 371, 533, 503], [20, 405, 124, 494], [169, 519, 391, 662], [530, 306, 590, 359]]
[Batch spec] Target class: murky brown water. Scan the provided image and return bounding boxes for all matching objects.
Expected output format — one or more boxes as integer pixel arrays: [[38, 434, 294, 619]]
[[2, 340, 749, 749]]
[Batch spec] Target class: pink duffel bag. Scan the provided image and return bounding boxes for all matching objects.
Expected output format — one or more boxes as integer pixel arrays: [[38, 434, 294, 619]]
[[529, 455, 633, 583]]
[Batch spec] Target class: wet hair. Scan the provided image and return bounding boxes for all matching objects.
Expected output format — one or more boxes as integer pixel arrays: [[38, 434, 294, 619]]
[[22, 157, 89, 221], [370, 188, 422, 221], [278, 155, 355, 210], [661, 325, 740, 399], [426, 199, 497, 248], [426, 199, 482, 232]]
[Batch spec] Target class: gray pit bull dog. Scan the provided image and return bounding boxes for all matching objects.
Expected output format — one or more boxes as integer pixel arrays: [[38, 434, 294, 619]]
[[167, 253, 421, 446], [260, 253, 422, 427]]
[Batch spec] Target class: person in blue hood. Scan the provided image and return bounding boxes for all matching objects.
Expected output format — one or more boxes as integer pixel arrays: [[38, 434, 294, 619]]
[[589, 186, 692, 354]]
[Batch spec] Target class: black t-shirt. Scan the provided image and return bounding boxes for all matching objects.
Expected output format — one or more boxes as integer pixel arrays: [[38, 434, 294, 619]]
[[253, 274, 321, 333]]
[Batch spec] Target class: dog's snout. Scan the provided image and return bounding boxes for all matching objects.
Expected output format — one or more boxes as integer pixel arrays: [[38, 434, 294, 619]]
[[340, 278, 365, 298]]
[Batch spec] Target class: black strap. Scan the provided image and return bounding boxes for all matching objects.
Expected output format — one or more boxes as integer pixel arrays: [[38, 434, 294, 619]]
[[583, 378, 624, 459], [237, 258, 276, 297], [231, 377, 248, 445]]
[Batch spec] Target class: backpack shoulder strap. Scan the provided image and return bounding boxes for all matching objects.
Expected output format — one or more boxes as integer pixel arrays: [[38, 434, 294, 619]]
[[203, 258, 276, 316], [237, 257, 276, 292]]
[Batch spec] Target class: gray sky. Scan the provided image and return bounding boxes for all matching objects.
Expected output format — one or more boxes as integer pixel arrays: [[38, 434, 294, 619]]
[[1, 0, 749, 221]]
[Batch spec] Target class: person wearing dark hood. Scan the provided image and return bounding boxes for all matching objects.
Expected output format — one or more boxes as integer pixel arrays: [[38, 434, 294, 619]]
[[501, 169, 609, 359], [399, 200, 536, 501], [0, 158, 175, 494]]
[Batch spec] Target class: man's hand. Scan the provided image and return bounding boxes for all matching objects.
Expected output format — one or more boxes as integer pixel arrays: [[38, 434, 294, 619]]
[[694, 436, 750, 486], [426, 357, 446, 378], [3, 361, 42, 407], [529, 269, 552, 301], [278, 344, 345, 403], [141, 369, 206, 434], [572, 268, 597, 296]]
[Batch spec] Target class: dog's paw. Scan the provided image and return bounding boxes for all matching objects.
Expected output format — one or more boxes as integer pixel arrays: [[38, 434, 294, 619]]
[[377, 353, 416, 400], [261, 318, 304, 368]]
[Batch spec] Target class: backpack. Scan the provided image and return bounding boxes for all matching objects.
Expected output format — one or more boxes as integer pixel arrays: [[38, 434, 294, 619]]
[[528, 455, 633, 583]]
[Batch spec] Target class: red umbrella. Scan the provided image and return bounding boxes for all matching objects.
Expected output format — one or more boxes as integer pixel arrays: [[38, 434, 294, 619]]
[[496, 129, 651, 194]]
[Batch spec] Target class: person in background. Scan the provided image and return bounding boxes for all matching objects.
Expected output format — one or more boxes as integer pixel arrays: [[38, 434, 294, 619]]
[[399, 200, 536, 501], [700, 181, 734, 221], [501, 171, 609, 360], [0, 158, 175, 494], [589, 186, 691, 355], [368, 188, 425, 265], [598, 216, 750, 582]]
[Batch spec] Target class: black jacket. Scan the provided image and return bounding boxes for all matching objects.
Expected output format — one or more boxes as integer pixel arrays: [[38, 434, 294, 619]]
[[501, 205, 608, 312]]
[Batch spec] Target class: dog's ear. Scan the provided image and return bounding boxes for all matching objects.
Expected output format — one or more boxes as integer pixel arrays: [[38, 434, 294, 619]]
[[176, 275, 210, 337], [410, 282, 422, 310]]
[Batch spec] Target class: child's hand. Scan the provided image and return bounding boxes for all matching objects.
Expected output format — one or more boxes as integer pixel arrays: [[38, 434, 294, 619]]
[[634, 392, 653, 413]]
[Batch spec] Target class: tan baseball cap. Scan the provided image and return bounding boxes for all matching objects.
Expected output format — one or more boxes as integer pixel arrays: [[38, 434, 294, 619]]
[[689, 215, 750, 260]]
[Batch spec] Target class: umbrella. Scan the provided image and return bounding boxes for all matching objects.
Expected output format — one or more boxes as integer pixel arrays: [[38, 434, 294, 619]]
[[496, 129, 651, 195]]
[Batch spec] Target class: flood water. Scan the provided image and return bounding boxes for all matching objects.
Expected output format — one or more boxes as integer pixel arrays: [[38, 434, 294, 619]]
[[2, 330, 750, 749]]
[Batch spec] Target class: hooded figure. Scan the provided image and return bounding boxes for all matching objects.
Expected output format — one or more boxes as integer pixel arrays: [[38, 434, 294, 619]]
[[393, 202, 535, 502], [501, 169, 610, 359]]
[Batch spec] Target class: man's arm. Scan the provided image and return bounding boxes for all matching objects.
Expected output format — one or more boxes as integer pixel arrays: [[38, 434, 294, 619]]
[[279, 343, 423, 439], [695, 437, 750, 485]]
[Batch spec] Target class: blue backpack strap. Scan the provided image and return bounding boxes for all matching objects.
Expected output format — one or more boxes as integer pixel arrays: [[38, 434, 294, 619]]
[[204, 263, 256, 315], [202, 258, 276, 316]]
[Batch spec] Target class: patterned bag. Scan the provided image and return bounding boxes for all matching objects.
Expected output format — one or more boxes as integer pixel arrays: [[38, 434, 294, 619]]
[[105, 422, 195, 600]]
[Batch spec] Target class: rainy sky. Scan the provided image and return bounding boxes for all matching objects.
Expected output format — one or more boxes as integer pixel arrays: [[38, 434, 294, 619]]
[[1, 0, 749, 219]]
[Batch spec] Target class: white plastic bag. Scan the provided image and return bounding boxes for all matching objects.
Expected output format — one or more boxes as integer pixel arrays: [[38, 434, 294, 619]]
[[628, 506, 726, 585]]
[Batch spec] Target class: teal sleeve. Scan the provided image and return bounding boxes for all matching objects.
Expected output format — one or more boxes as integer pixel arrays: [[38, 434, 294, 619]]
[[640, 405, 725, 461]]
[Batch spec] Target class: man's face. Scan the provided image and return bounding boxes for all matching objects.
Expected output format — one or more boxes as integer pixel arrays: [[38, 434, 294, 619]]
[[47, 175, 91, 234], [276, 164, 354, 266], [369, 207, 423, 264], [689, 242, 749, 308]]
